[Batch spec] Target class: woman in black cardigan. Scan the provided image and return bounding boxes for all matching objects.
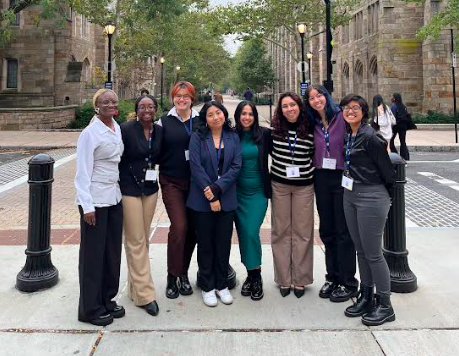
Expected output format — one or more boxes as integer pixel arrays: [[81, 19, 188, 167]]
[[234, 100, 271, 301], [119, 95, 162, 317]]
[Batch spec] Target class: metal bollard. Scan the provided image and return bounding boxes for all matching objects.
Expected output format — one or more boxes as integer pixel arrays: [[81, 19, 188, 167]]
[[383, 153, 417, 293], [16, 153, 59, 292]]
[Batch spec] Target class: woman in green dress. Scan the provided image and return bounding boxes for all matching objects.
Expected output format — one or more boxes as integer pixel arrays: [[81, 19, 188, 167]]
[[234, 101, 271, 301]]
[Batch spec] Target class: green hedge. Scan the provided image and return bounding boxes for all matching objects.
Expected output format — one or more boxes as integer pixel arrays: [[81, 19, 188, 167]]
[[412, 110, 458, 124]]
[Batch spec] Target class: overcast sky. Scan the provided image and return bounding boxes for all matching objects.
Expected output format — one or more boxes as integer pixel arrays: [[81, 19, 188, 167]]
[[209, 0, 244, 55]]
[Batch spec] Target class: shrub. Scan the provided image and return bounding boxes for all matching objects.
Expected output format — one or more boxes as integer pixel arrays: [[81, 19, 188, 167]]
[[253, 97, 272, 105], [412, 110, 457, 124]]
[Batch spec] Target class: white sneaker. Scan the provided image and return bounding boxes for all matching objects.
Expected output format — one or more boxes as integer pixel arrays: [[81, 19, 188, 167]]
[[216, 288, 233, 305], [202, 290, 218, 307]]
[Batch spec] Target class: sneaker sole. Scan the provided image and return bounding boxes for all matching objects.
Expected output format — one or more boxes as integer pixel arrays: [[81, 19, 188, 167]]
[[203, 301, 218, 307], [361, 313, 396, 326]]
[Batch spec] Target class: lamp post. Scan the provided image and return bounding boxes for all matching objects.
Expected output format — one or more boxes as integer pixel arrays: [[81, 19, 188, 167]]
[[175, 65, 181, 82], [451, 29, 458, 143], [104, 24, 116, 87], [297, 23, 307, 84], [160, 55, 165, 110], [306, 52, 313, 84], [324, 0, 333, 93]]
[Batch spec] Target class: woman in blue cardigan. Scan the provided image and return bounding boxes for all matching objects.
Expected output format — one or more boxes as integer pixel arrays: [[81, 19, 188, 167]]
[[187, 101, 242, 307]]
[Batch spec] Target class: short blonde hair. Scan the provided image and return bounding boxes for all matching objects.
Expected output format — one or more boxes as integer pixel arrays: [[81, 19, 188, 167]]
[[93, 89, 118, 108]]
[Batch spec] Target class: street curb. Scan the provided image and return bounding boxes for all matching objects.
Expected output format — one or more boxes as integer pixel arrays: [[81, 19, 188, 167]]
[[0, 146, 77, 150], [408, 145, 459, 152]]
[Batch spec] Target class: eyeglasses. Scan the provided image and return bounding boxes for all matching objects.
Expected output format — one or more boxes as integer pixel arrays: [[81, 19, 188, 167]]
[[342, 105, 362, 112], [138, 105, 156, 111], [175, 94, 192, 101]]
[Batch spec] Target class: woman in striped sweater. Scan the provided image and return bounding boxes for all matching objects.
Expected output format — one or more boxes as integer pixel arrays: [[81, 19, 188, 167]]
[[270, 92, 315, 298]]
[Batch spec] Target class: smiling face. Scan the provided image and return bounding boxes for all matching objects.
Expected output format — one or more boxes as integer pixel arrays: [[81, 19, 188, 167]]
[[342, 100, 363, 127], [308, 89, 327, 113], [95, 91, 118, 119], [205, 105, 225, 131], [137, 97, 156, 124], [281, 96, 300, 123], [239, 105, 255, 130], [173, 88, 193, 111]]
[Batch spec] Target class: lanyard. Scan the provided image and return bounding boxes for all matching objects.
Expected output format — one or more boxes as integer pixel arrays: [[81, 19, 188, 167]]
[[287, 132, 297, 164], [216, 134, 223, 175], [344, 133, 356, 173], [321, 123, 331, 157], [147, 127, 154, 169], [183, 115, 193, 136]]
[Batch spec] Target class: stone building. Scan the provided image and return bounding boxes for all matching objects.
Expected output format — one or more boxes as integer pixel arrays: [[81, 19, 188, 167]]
[[267, 0, 457, 114], [0, 2, 107, 109]]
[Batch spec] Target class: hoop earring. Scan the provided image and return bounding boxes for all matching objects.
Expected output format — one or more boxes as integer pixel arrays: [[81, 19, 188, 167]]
[[94, 108, 100, 114]]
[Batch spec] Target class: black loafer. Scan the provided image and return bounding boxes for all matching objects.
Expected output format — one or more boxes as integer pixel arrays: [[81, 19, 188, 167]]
[[241, 276, 252, 297], [144, 301, 159, 316], [250, 277, 264, 301], [294, 287, 305, 298], [319, 281, 337, 299], [109, 305, 125, 319], [179, 275, 193, 296], [330, 285, 359, 303], [280, 286, 291, 297], [86, 313, 113, 326], [166, 275, 179, 299]]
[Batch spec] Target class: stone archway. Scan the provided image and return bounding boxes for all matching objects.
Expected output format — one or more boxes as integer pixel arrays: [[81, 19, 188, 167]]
[[342, 62, 350, 97], [353, 60, 364, 98], [368, 55, 378, 102]]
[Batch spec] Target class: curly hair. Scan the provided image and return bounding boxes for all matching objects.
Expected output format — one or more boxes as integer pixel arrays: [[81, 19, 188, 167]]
[[271, 92, 310, 139], [196, 101, 234, 139]]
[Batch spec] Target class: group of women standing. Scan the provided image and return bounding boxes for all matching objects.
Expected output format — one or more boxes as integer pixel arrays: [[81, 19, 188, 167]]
[[75, 82, 397, 328]]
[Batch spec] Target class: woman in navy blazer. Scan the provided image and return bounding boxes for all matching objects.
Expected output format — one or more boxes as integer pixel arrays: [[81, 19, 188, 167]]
[[187, 101, 242, 307]]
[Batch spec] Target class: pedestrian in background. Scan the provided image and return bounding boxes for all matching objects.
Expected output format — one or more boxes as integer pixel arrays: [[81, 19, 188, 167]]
[[203, 91, 212, 103], [187, 101, 242, 307], [270, 92, 315, 298], [340, 94, 396, 326], [371, 94, 396, 151], [390, 93, 410, 160], [119, 95, 162, 317], [158, 81, 199, 299], [305, 85, 358, 303], [214, 91, 224, 104], [75, 89, 125, 326], [243, 88, 254, 101], [234, 100, 271, 301]]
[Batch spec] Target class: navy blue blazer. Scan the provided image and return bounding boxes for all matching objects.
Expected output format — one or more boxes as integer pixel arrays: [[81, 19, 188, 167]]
[[186, 129, 242, 212]]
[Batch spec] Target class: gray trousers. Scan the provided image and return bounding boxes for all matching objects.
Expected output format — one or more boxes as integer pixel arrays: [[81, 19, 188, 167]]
[[343, 184, 391, 296]]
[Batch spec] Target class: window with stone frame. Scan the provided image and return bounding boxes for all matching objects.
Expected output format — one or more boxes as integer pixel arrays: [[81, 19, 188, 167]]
[[81, 15, 88, 38], [342, 22, 350, 44], [354, 11, 363, 40], [431, 0, 441, 14], [368, 1, 380, 35], [6, 59, 19, 89], [9, 0, 20, 26]]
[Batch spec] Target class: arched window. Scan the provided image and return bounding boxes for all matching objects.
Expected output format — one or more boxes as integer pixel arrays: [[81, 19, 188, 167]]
[[368, 56, 378, 102], [342, 62, 350, 96], [82, 58, 91, 83], [354, 60, 364, 97]]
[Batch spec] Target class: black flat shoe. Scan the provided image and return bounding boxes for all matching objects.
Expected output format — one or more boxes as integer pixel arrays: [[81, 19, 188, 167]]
[[85, 313, 113, 326], [250, 277, 264, 301], [166, 275, 179, 299], [241, 276, 252, 297], [144, 301, 159, 316], [330, 285, 359, 303], [319, 281, 337, 299], [109, 305, 125, 319], [294, 287, 305, 298], [280, 286, 291, 297], [179, 275, 193, 296]]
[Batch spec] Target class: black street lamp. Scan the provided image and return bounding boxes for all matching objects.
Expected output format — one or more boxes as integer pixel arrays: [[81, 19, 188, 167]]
[[297, 23, 307, 84], [104, 24, 116, 86], [450, 29, 458, 143], [175, 65, 181, 82], [307, 52, 313, 84], [324, 0, 333, 93], [160, 55, 165, 110]]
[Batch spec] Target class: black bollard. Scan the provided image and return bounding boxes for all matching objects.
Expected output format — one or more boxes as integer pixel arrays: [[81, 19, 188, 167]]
[[383, 153, 417, 293], [16, 153, 59, 292]]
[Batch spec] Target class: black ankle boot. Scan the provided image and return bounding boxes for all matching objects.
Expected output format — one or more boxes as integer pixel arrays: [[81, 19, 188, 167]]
[[166, 275, 179, 299], [251, 275, 264, 301], [179, 275, 193, 296], [344, 284, 374, 317], [241, 276, 252, 297], [361, 294, 396, 326]]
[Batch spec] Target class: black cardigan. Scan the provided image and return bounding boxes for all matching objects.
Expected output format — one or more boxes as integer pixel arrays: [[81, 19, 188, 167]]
[[119, 120, 163, 197], [257, 127, 272, 199]]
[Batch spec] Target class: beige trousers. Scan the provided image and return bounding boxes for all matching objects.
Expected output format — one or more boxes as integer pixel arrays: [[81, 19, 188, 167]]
[[122, 193, 158, 306], [271, 181, 315, 286]]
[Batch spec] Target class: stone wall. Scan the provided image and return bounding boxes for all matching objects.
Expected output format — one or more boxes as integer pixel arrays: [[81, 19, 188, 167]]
[[0, 106, 77, 130]]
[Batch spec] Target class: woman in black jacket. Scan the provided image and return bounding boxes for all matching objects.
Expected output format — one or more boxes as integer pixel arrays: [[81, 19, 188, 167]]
[[234, 101, 271, 301], [119, 95, 162, 317], [340, 94, 396, 326], [389, 93, 410, 160]]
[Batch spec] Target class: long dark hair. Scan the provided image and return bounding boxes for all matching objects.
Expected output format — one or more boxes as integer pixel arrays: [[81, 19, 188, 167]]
[[196, 101, 234, 138], [304, 85, 339, 127], [234, 101, 263, 144], [272, 92, 310, 139], [339, 94, 369, 131], [392, 92, 406, 111], [372, 94, 387, 120], [134, 95, 158, 115]]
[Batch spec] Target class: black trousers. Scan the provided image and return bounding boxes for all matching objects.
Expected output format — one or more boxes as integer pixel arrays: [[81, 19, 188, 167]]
[[194, 210, 234, 292], [390, 123, 410, 161], [314, 169, 358, 289], [78, 203, 123, 321]]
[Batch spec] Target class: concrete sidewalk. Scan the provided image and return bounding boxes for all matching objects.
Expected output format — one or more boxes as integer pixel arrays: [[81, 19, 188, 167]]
[[0, 229, 458, 355]]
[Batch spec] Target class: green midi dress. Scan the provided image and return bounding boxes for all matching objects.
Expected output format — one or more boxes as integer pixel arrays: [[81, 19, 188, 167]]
[[235, 131, 268, 270]]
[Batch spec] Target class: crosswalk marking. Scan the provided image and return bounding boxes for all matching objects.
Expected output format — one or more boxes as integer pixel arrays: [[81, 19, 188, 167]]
[[418, 172, 459, 192]]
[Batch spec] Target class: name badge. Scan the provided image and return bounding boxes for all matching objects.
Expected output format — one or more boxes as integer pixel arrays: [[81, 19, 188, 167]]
[[322, 157, 337, 170], [185, 150, 190, 161], [286, 166, 300, 178], [341, 175, 354, 191], [145, 169, 157, 182]]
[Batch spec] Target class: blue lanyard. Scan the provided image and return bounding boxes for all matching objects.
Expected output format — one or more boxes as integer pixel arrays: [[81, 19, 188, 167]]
[[216, 134, 223, 175], [344, 133, 356, 173], [287, 132, 297, 164], [147, 127, 153, 169], [183, 115, 193, 136], [321, 124, 331, 157]]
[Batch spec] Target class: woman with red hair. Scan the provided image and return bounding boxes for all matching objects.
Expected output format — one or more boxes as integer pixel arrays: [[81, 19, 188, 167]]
[[158, 81, 199, 299]]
